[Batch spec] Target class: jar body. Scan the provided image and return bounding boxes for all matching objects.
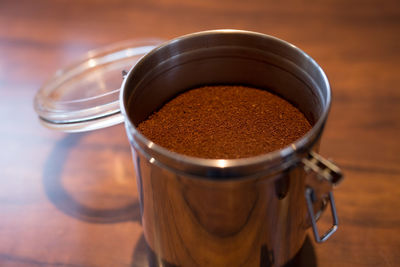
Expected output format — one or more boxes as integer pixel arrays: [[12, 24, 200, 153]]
[[128, 140, 316, 266]]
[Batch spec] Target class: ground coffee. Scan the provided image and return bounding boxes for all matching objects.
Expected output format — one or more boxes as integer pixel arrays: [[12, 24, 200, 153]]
[[137, 85, 312, 159]]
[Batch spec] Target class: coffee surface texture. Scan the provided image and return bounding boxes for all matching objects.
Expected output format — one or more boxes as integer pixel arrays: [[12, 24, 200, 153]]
[[137, 85, 312, 159]]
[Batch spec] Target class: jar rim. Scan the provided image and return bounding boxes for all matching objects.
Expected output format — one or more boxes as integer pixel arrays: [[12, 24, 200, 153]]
[[120, 29, 331, 178]]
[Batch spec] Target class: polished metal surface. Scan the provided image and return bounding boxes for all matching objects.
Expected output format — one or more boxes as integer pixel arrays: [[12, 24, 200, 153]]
[[120, 30, 342, 266]]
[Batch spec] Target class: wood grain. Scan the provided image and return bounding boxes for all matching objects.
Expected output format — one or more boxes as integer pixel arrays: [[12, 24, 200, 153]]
[[0, 0, 399, 266]]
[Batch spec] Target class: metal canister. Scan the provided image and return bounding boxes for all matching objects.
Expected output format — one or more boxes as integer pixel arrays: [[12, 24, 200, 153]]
[[120, 30, 343, 266]]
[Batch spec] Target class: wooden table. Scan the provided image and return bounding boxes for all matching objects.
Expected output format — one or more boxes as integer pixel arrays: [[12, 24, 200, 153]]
[[0, 0, 399, 266]]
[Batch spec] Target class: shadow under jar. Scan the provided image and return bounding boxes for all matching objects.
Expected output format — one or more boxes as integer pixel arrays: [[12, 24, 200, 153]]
[[121, 30, 343, 267]]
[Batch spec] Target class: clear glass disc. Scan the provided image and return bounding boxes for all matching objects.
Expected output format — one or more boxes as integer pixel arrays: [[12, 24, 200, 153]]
[[34, 39, 163, 132]]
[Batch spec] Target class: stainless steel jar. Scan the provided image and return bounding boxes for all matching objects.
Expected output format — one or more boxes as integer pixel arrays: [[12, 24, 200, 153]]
[[120, 30, 343, 266]]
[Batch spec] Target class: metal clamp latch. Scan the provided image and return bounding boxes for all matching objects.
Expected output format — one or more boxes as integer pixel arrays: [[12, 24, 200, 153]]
[[122, 70, 128, 79], [302, 151, 343, 243]]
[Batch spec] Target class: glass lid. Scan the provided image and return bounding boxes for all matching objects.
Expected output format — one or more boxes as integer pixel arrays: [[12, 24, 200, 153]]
[[34, 39, 163, 132]]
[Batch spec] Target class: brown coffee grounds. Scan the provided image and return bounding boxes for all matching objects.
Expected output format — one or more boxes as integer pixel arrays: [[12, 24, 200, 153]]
[[137, 85, 312, 159]]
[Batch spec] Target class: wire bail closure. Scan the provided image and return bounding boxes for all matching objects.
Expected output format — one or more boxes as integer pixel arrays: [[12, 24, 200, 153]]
[[303, 151, 343, 243]]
